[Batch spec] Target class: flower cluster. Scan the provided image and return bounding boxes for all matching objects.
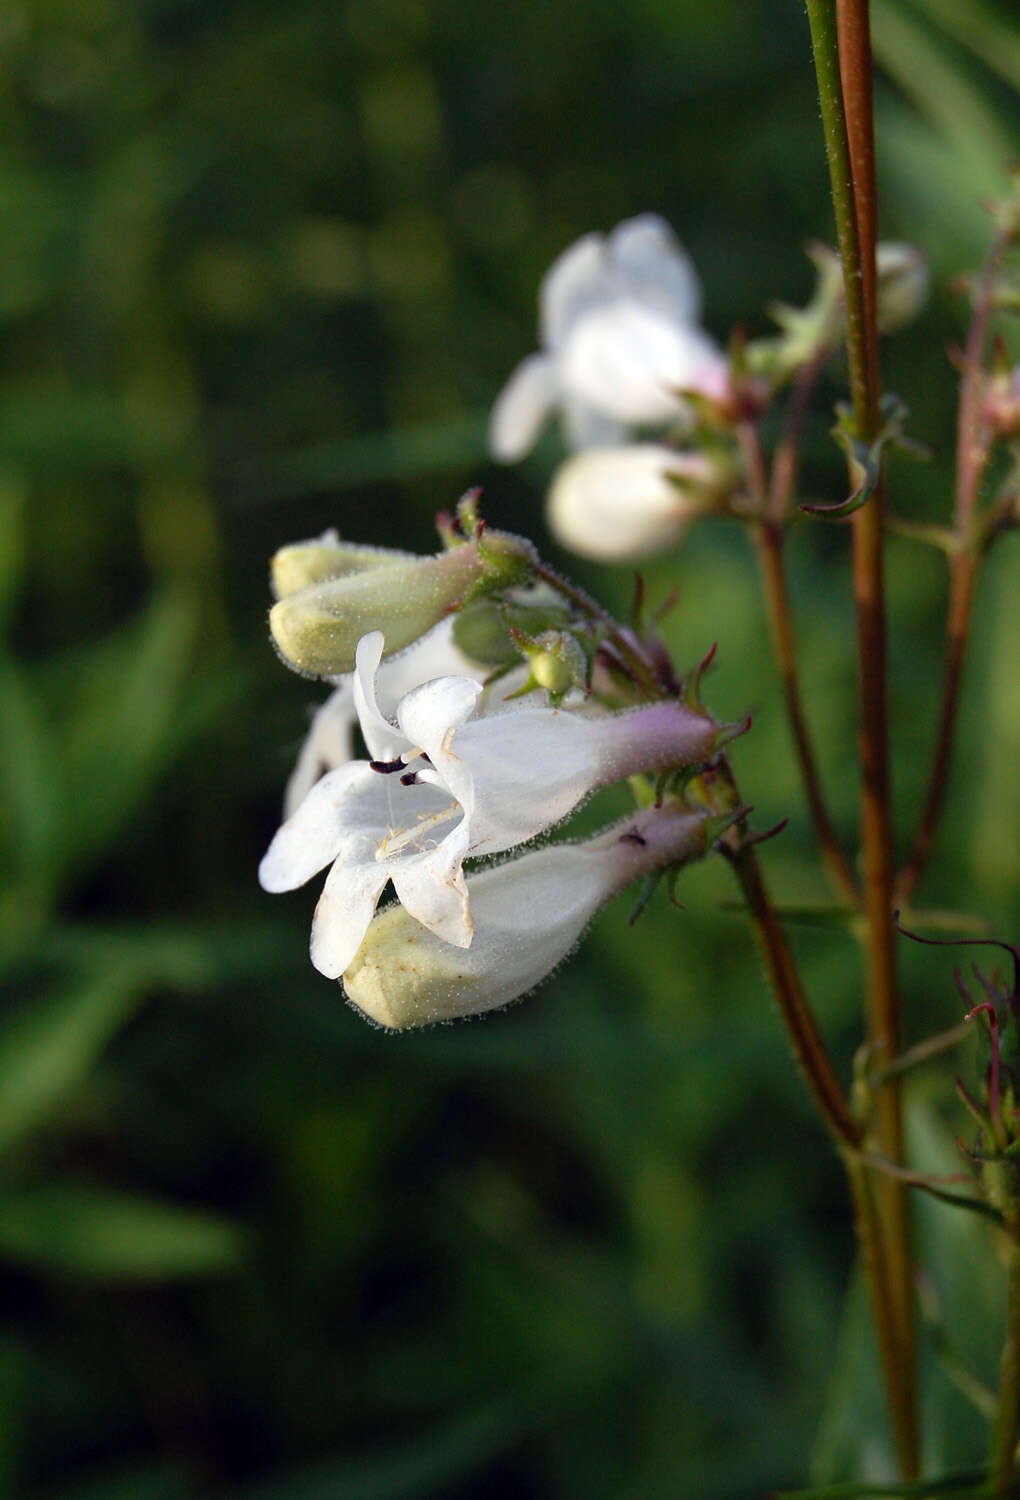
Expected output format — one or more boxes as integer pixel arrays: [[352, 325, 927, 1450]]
[[489, 213, 929, 563], [260, 510, 742, 1028]]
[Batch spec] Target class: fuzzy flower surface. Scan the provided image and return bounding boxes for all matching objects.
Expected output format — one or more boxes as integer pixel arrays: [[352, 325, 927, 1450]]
[[489, 213, 728, 462], [344, 805, 712, 1028], [260, 631, 719, 979]]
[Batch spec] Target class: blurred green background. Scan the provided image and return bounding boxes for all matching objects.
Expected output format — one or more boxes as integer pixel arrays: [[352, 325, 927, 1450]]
[[1, 0, 1018, 1495]]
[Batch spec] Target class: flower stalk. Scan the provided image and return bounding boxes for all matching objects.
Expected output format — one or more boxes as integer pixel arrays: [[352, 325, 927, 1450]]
[[806, 0, 917, 1475], [736, 413, 858, 906], [719, 776, 858, 1150], [990, 1219, 1020, 1494], [897, 225, 1011, 903]]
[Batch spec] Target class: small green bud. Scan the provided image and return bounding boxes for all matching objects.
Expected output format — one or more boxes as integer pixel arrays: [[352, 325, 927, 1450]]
[[526, 630, 587, 699], [875, 242, 930, 334], [269, 531, 535, 677], [270, 531, 416, 599], [452, 590, 571, 667]]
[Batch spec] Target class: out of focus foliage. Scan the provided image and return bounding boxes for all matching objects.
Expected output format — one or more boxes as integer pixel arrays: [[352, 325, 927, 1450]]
[[0, 0, 1018, 1495]]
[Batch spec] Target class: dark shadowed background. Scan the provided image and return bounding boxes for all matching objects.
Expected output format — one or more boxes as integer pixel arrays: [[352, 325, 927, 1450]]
[[1, 0, 1018, 1495]]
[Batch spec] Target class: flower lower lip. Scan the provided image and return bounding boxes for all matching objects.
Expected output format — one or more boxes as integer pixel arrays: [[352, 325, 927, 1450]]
[[376, 802, 461, 859]]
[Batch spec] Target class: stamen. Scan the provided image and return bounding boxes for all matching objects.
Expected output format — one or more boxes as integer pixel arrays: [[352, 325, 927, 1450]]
[[400, 771, 421, 786], [370, 757, 405, 774], [377, 802, 460, 859]]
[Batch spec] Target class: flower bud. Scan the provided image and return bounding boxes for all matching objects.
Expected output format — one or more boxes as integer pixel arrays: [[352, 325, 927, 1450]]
[[526, 630, 587, 697], [270, 531, 416, 599], [343, 804, 711, 1028], [546, 444, 723, 563], [269, 534, 533, 678], [450, 588, 569, 667], [982, 365, 1020, 439], [875, 242, 930, 334]]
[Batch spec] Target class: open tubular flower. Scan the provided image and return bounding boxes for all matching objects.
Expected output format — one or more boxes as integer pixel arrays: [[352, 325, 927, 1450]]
[[343, 804, 713, 1029], [282, 617, 495, 817], [489, 214, 728, 462], [259, 631, 721, 979], [546, 444, 725, 562]]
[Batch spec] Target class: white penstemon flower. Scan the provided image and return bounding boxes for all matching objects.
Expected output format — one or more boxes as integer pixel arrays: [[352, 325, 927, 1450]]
[[259, 630, 720, 980], [546, 443, 729, 563], [343, 804, 713, 1029], [282, 618, 494, 817], [489, 213, 729, 461]]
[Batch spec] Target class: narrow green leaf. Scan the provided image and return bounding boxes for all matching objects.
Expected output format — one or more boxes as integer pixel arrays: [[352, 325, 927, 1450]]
[[901, 0, 1020, 95], [0, 654, 59, 889], [0, 1185, 245, 1279], [0, 470, 27, 630], [229, 1388, 551, 1500], [0, 973, 140, 1153], [774, 1468, 988, 1498], [57, 589, 199, 873], [873, 1, 1015, 191]]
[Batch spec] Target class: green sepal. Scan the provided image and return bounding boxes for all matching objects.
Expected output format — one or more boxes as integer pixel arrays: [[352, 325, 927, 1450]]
[[803, 394, 928, 520], [627, 872, 661, 927]]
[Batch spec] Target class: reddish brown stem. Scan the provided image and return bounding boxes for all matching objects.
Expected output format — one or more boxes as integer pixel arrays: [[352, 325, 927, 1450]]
[[897, 553, 978, 904], [897, 230, 1007, 901], [835, 0, 918, 1474], [751, 519, 859, 905]]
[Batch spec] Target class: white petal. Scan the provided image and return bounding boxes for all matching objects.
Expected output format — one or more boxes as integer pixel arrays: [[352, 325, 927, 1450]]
[[395, 674, 482, 811], [560, 398, 627, 452], [546, 445, 692, 563], [260, 760, 398, 892], [389, 818, 473, 949], [488, 354, 557, 462], [539, 230, 606, 349], [344, 806, 708, 1027], [344, 839, 613, 1027], [283, 684, 357, 818], [560, 302, 720, 424], [310, 856, 391, 979], [375, 618, 478, 710], [453, 708, 608, 852], [353, 631, 409, 761], [608, 214, 702, 325]]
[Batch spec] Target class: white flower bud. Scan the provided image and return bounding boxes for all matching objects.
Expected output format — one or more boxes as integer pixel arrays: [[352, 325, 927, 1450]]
[[343, 805, 711, 1028], [269, 533, 533, 678], [271, 531, 416, 599], [546, 444, 718, 562]]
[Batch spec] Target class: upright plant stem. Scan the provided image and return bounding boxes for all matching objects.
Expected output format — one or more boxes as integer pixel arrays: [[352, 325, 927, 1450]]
[[725, 828, 858, 1150], [898, 230, 1007, 902], [805, 0, 917, 1476], [724, 815, 924, 1480], [990, 1223, 1020, 1494], [736, 419, 859, 905], [750, 517, 859, 905]]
